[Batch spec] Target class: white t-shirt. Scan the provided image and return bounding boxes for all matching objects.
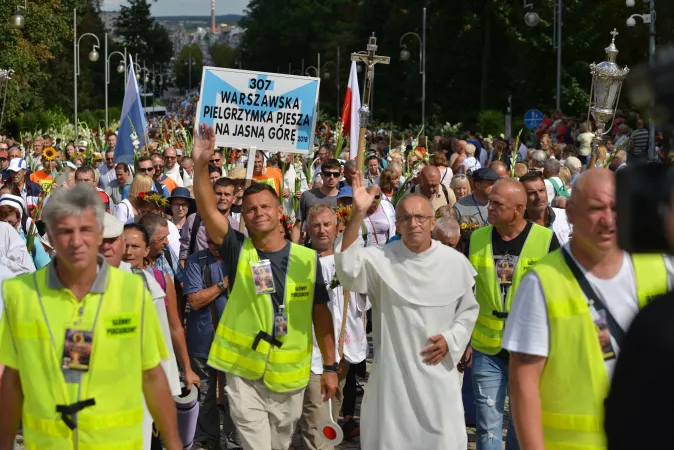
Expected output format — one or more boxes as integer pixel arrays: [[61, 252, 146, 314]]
[[310, 254, 370, 374], [503, 246, 673, 379], [544, 177, 564, 206]]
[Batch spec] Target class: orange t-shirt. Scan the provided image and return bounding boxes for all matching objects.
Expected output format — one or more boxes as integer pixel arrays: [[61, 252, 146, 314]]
[[160, 175, 179, 195], [253, 167, 284, 197], [29, 170, 55, 190]]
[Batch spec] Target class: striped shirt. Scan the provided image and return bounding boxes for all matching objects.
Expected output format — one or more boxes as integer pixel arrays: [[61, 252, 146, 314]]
[[631, 128, 649, 154]]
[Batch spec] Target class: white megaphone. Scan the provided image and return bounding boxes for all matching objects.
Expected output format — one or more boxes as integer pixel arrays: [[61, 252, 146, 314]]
[[319, 398, 343, 446]]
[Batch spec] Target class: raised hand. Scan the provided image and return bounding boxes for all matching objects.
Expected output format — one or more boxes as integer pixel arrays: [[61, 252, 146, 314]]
[[351, 170, 376, 216], [192, 123, 216, 166]]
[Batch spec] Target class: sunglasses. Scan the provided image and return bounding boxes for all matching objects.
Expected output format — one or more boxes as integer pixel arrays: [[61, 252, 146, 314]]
[[322, 171, 341, 178], [106, 157, 114, 161], [374, 195, 381, 200], [165, 155, 177, 160], [154, 165, 164, 170], [138, 167, 153, 173]]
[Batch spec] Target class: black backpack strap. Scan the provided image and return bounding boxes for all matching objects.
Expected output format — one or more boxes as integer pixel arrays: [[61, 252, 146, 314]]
[[189, 214, 202, 256], [441, 184, 450, 204], [163, 247, 174, 270], [154, 180, 164, 195], [21, 214, 28, 236]]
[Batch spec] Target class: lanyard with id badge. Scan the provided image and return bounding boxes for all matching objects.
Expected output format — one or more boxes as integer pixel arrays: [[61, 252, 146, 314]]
[[33, 273, 103, 430], [562, 248, 623, 361], [251, 259, 287, 337]]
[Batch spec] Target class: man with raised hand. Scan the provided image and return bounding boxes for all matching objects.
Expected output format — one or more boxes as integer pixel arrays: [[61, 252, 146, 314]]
[[191, 124, 338, 450]]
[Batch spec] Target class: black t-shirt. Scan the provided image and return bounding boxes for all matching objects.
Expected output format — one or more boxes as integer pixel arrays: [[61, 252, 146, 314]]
[[605, 292, 674, 449], [465, 222, 560, 361], [219, 228, 329, 313], [231, 203, 242, 215]]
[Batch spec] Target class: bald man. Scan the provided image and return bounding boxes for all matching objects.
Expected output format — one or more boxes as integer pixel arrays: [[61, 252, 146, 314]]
[[336, 172, 479, 449], [407, 165, 456, 212], [503, 168, 671, 449], [465, 178, 559, 450], [489, 160, 509, 179]]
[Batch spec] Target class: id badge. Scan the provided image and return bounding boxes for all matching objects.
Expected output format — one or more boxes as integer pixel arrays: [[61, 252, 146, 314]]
[[274, 308, 288, 337], [495, 254, 517, 285], [593, 309, 616, 361], [62, 329, 93, 372], [251, 260, 275, 295]]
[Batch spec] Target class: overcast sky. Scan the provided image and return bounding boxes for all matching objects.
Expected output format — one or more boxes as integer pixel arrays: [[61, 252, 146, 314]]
[[102, 0, 249, 16]]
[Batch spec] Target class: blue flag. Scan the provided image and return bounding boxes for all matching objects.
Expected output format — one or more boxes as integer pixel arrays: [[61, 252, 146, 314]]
[[114, 56, 147, 165]]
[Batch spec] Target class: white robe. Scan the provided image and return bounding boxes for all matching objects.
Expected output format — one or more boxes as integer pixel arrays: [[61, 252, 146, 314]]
[[334, 236, 479, 450]]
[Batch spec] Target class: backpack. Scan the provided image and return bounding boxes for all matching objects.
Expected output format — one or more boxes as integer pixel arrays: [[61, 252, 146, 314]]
[[189, 214, 202, 256], [548, 177, 571, 198], [153, 180, 164, 196]]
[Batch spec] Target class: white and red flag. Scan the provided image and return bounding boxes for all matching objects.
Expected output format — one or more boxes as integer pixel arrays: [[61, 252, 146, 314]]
[[339, 61, 361, 160]]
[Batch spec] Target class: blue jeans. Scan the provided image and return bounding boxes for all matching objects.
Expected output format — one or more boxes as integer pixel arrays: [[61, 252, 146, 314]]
[[472, 349, 520, 450]]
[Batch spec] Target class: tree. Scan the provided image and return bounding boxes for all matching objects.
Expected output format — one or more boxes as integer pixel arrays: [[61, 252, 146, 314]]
[[114, 0, 173, 71], [210, 43, 236, 69], [173, 45, 202, 91]]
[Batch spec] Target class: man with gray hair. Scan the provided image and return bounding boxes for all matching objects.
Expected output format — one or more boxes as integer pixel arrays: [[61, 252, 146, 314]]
[[432, 217, 461, 249], [543, 157, 568, 206], [529, 150, 547, 173], [335, 174, 479, 449], [0, 184, 182, 450], [563, 156, 582, 187]]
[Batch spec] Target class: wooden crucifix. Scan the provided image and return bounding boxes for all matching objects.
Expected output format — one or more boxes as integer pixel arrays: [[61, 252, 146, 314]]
[[351, 33, 390, 170]]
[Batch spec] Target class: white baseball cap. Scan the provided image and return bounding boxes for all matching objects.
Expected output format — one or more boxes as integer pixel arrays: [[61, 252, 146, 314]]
[[103, 213, 124, 239], [7, 158, 27, 172]]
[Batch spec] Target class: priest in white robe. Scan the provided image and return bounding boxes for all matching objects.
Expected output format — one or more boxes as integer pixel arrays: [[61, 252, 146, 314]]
[[334, 172, 479, 450]]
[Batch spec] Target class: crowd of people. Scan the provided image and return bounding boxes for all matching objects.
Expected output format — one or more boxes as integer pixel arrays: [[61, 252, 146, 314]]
[[0, 105, 671, 450]]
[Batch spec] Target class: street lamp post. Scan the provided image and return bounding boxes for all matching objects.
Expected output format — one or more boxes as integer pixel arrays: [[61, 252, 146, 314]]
[[9, 0, 27, 28], [73, 8, 100, 140], [105, 33, 126, 130], [626, 0, 657, 161], [399, 7, 427, 131], [524, 0, 562, 110], [322, 60, 339, 118], [184, 55, 194, 91]]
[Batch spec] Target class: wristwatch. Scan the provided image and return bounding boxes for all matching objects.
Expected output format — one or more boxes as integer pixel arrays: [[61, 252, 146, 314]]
[[323, 363, 339, 373], [217, 280, 226, 292]]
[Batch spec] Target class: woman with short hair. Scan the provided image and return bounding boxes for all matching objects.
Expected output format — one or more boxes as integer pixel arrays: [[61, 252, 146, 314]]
[[450, 174, 471, 200]]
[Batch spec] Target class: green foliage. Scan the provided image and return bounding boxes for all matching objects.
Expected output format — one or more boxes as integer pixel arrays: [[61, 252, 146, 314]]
[[115, 0, 173, 70], [478, 110, 504, 137], [210, 43, 236, 69], [173, 45, 203, 91]]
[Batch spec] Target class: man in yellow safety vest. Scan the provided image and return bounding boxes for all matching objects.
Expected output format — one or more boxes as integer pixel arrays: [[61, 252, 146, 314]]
[[0, 183, 181, 450], [191, 124, 338, 450], [466, 179, 559, 450], [504, 168, 671, 450]]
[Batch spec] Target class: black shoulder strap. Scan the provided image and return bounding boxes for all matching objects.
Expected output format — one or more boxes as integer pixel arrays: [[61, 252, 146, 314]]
[[189, 214, 202, 256], [153, 180, 163, 195], [441, 184, 450, 204], [561, 248, 626, 347], [21, 214, 28, 236], [163, 247, 174, 269]]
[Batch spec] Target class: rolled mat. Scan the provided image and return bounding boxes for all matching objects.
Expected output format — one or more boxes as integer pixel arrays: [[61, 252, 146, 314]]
[[173, 383, 200, 450]]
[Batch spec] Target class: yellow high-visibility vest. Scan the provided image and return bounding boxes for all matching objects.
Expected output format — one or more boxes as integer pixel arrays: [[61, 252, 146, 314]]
[[1, 265, 157, 450], [469, 223, 553, 354], [208, 238, 315, 392], [532, 250, 667, 449]]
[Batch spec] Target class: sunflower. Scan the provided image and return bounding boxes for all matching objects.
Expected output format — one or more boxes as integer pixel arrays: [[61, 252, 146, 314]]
[[42, 147, 57, 161]]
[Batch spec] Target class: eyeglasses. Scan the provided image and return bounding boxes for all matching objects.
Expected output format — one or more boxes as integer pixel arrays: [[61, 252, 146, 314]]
[[154, 165, 164, 170], [397, 214, 433, 225], [172, 203, 189, 209], [165, 156, 177, 160], [210, 159, 221, 164], [322, 171, 341, 178], [138, 167, 153, 173], [106, 157, 114, 161], [374, 195, 381, 200]]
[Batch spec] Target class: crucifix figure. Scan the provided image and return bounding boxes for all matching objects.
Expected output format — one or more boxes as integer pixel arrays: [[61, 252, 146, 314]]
[[351, 33, 390, 169]]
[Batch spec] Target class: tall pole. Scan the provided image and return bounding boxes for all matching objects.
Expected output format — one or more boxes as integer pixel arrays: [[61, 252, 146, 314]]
[[337, 46, 340, 118], [556, 0, 562, 111], [124, 47, 127, 93], [422, 7, 427, 133], [105, 33, 109, 130], [73, 8, 78, 140], [648, 0, 656, 161], [143, 61, 147, 108], [317, 53, 320, 120], [188, 56, 192, 91]]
